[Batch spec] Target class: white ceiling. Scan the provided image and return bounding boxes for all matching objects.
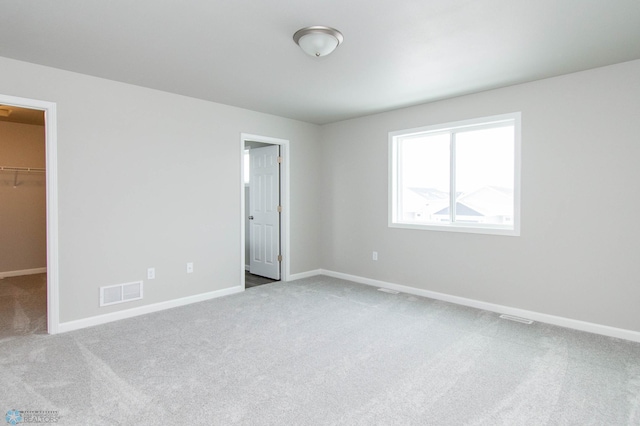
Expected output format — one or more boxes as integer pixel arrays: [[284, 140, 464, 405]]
[[1, 1, 640, 124]]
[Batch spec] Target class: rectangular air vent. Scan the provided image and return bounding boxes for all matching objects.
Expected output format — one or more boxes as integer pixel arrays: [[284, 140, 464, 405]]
[[100, 281, 143, 307]]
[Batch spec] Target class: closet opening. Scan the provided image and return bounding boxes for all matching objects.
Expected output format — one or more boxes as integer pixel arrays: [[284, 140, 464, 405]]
[[0, 94, 58, 336], [0, 105, 47, 338]]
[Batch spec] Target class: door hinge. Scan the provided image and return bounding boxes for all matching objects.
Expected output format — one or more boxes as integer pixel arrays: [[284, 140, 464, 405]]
[[277, 255, 283, 262], [277, 205, 282, 213], [277, 156, 283, 164]]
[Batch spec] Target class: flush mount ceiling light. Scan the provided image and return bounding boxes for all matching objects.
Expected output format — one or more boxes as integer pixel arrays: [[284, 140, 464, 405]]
[[293, 26, 343, 57]]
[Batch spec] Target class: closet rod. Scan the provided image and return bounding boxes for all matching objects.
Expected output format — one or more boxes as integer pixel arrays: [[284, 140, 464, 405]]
[[0, 166, 46, 173]]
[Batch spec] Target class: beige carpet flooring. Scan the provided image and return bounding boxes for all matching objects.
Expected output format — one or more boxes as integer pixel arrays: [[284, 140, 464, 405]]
[[1, 275, 640, 424], [0, 273, 47, 339]]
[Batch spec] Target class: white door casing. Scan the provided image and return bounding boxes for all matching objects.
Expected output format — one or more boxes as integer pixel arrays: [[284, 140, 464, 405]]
[[0, 94, 59, 334], [249, 145, 280, 280]]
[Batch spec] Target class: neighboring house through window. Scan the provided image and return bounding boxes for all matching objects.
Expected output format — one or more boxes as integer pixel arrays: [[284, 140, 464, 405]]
[[389, 112, 521, 236]]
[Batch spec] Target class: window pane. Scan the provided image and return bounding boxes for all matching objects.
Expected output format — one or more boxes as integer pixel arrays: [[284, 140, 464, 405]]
[[399, 133, 450, 224], [455, 126, 514, 225]]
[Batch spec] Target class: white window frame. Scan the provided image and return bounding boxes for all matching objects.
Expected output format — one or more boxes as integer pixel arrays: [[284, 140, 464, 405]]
[[389, 112, 521, 236]]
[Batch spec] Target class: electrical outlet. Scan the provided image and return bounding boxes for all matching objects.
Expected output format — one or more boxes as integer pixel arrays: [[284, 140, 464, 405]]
[[186, 262, 194, 274], [147, 267, 155, 280], [372, 251, 378, 261]]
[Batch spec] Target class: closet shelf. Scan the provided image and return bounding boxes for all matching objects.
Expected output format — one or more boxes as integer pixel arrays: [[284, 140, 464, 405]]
[[0, 166, 46, 173]]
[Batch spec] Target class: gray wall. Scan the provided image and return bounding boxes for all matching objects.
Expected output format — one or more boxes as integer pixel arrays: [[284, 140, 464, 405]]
[[2, 53, 639, 335], [0, 56, 320, 323], [0, 121, 46, 273], [319, 59, 640, 333]]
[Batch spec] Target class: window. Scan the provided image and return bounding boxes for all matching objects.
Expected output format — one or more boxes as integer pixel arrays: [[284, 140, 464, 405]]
[[389, 113, 520, 236]]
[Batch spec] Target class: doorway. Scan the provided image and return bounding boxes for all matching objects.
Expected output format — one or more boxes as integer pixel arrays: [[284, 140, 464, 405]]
[[0, 94, 58, 335], [241, 134, 289, 289]]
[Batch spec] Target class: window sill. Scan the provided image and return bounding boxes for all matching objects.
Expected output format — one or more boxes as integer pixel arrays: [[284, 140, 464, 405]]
[[389, 221, 520, 236]]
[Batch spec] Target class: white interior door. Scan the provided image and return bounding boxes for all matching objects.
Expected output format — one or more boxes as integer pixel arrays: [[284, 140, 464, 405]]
[[249, 145, 280, 280]]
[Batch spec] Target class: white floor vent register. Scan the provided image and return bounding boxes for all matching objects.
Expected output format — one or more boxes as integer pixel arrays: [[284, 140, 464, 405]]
[[100, 281, 143, 307], [377, 288, 400, 294], [499, 314, 534, 325]]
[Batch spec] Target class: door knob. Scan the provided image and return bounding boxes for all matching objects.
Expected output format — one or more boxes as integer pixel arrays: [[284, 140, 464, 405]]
[[248, 216, 254, 220]]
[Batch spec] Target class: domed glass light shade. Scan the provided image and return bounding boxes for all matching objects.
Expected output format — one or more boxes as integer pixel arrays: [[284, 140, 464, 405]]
[[293, 26, 344, 57]]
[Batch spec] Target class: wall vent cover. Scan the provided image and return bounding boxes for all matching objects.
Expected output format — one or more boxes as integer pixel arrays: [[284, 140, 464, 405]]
[[100, 281, 143, 307]]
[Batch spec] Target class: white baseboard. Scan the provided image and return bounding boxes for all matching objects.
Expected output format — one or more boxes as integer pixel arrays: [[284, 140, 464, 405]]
[[245, 264, 249, 271], [317, 269, 640, 344], [58, 285, 244, 333], [0, 267, 47, 279], [54, 267, 640, 343], [287, 269, 323, 281]]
